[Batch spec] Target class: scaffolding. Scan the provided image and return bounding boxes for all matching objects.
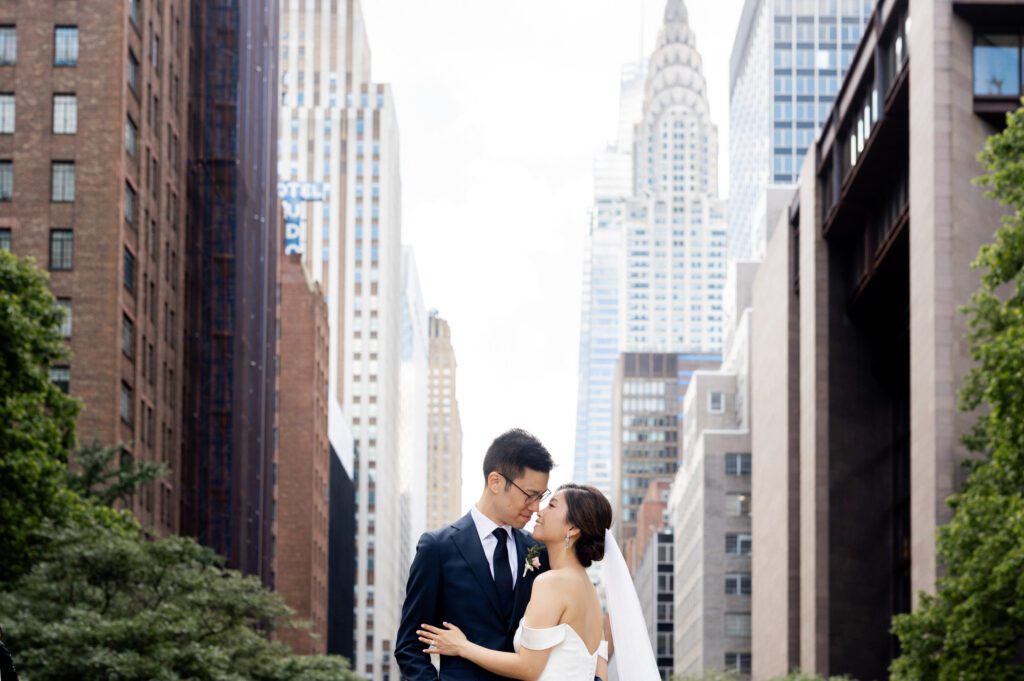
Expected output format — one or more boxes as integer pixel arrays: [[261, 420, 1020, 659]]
[[183, 0, 279, 585]]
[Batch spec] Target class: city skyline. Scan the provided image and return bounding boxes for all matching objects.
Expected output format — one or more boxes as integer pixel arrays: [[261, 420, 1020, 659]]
[[360, 0, 745, 510]]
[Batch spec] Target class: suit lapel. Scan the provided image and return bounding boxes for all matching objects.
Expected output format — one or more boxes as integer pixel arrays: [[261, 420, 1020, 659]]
[[450, 513, 504, 619]]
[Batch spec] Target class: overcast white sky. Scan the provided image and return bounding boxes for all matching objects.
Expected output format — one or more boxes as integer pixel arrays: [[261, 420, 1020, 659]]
[[360, 0, 744, 512]]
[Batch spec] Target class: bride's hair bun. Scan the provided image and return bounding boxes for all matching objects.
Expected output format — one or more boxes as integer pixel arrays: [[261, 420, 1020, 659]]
[[558, 484, 613, 568]]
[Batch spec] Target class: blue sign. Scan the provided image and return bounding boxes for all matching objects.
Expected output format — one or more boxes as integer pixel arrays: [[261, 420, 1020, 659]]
[[278, 181, 328, 256]]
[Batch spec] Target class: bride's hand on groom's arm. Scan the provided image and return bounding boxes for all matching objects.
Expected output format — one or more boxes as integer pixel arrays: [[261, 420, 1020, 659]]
[[418, 622, 468, 657]]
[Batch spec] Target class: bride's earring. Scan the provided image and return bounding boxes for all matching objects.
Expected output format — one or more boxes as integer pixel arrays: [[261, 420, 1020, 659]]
[[565, 532, 571, 551]]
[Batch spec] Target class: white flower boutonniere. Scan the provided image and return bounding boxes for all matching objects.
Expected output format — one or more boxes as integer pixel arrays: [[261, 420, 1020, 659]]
[[522, 545, 544, 578]]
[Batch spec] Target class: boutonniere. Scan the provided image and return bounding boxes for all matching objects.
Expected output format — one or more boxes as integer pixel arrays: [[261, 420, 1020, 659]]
[[522, 545, 544, 577]]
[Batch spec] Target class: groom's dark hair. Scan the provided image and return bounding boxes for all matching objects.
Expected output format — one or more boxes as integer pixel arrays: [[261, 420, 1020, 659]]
[[482, 429, 554, 486]]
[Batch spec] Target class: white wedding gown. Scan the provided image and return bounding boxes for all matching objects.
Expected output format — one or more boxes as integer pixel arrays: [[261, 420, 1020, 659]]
[[513, 618, 608, 681]]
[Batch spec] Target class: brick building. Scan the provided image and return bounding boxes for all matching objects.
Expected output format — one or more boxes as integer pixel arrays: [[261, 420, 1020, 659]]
[[275, 249, 330, 654], [0, 0, 189, 535]]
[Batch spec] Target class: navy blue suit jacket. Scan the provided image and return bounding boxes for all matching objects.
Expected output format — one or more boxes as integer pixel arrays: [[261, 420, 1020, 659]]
[[395, 512, 547, 680]]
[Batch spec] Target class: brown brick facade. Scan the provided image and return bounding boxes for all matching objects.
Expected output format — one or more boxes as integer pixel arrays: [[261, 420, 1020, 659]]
[[274, 251, 330, 654], [0, 0, 188, 536]]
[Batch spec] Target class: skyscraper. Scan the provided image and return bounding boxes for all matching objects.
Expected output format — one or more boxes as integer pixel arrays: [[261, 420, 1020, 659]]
[[345, 82, 405, 681], [0, 0, 191, 539], [182, 0, 280, 584], [278, 3, 410, 676], [427, 311, 464, 530], [572, 63, 642, 497], [729, 0, 874, 261], [624, 0, 728, 353], [669, 262, 756, 678], [612, 351, 719, 549], [399, 248, 429, 585]]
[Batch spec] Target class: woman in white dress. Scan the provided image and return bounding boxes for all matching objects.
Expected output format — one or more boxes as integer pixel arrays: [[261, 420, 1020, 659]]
[[418, 483, 613, 681]]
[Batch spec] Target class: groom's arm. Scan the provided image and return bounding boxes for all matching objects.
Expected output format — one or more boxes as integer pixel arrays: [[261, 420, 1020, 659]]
[[395, 532, 442, 680]]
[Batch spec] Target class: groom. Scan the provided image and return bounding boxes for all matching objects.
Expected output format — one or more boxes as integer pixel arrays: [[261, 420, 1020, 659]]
[[395, 429, 554, 680]]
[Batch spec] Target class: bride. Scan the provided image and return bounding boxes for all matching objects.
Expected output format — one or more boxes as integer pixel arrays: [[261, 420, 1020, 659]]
[[417, 483, 660, 681]]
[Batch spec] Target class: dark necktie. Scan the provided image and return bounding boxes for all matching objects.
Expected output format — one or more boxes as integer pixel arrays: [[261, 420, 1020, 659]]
[[492, 527, 514, 620]]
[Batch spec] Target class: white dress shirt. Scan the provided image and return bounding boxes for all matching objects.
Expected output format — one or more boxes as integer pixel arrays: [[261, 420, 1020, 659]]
[[470, 504, 519, 588]]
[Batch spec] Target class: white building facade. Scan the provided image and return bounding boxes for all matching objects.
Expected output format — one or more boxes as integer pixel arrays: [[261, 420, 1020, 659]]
[[278, 3, 408, 678], [728, 0, 874, 261], [345, 84, 405, 681], [399, 248, 429, 596], [624, 0, 728, 354], [669, 262, 757, 677]]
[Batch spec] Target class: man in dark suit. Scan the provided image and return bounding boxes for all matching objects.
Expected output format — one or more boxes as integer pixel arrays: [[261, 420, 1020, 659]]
[[395, 429, 555, 680]]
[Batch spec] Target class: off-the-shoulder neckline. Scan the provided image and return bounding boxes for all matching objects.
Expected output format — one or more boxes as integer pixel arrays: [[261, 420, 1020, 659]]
[[521, 621, 606, 658]]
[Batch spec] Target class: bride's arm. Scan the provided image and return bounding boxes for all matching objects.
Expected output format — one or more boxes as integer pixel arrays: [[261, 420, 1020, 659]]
[[418, 573, 566, 681]]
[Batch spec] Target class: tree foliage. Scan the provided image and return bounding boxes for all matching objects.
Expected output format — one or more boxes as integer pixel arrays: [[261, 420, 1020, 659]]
[[67, 441, 168, 508], [0, 518, 361, 681], [0, 249, 80, 583], [890, 106, 1024, 679], [0, 251, 362, 679]]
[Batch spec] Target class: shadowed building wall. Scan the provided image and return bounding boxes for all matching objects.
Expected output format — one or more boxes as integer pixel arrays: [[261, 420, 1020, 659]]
[[182, 0, 280, 584], [751, 1, 1018, 677]]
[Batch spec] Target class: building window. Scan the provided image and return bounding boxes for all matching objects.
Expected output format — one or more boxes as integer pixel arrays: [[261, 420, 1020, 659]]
[[120, 381, 133, 425], [123, 247, 136, 294], [122, 314, 135, 358], [57, 298, 72, 338], [726, 492, 751, 517], [725, 653, 752, 674], [0, 160, 11, 201], [726, 533, 752, 556], [0, 93, 14, 133], [127, 49, 139, 93], [0, 26, 15, 65], [54, 26, 78, 66], [49, 230, 73, 270], [725, 572, 752, 596], [0, 227, 10, 250], [50, 366, 70, 393], [129, 0, 140, 27], [974, 34, 1021, 97], [150, 31, 160, 71], [708, 390, 724, 413], [725, 452, 752, 476], [52, 94, 77, 134], [656, 632, 673, 656], [657, 574, 673, 593], [124, 182, 136, 224], [725, 613, 752, 638], [125, 116, 138, 157], [51, 162, 75, 202]]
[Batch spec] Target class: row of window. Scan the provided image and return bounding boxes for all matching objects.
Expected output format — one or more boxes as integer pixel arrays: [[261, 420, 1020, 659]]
[[0, 25, 79, 66], [0, 93, 77, 135], [0, 161, 75, 202]]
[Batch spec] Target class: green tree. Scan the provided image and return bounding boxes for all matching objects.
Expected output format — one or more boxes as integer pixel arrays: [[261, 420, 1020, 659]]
[[0, 249, 80, 583], [67, 440, 168, 508], [890, 106, 1024, 679], [0, 520, 362, 681]]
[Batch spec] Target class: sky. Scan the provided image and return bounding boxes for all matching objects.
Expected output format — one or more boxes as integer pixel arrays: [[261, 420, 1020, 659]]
[[360, 0, 745, 512]]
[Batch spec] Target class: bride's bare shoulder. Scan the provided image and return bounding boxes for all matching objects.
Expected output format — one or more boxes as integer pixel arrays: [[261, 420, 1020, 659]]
[[533, 568, 589, 596]]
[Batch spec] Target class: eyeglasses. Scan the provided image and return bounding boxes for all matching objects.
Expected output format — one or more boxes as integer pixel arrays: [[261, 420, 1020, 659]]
[[499, 473, 551, 505]]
